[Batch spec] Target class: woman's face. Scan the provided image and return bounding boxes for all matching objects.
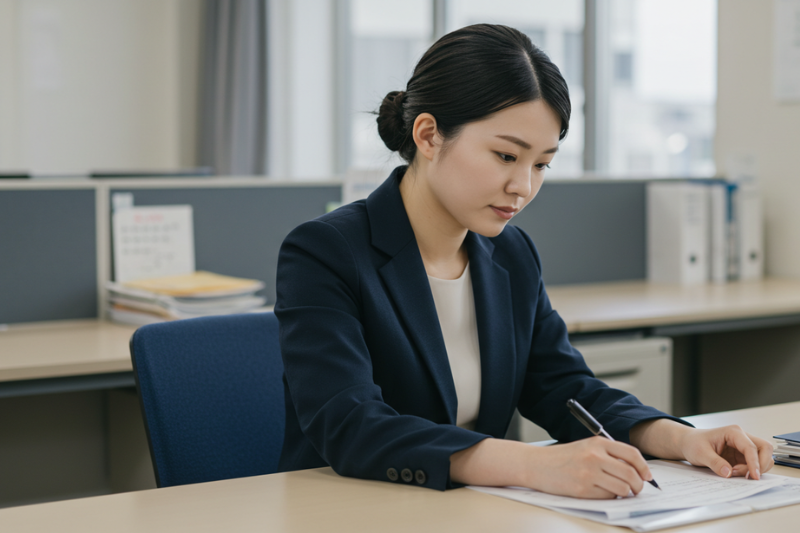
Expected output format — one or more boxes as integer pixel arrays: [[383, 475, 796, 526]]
[[426, 100, 561, 238]]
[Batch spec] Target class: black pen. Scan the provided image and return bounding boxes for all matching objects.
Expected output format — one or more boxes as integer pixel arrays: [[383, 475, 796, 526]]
[[566, 399, 661, 491]]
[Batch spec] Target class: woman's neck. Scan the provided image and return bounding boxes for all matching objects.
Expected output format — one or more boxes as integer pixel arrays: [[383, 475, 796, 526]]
[[399, 165, 469, 280]]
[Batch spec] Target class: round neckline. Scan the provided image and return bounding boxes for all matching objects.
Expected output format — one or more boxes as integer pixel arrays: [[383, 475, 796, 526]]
[[427, 262, 470, 282]]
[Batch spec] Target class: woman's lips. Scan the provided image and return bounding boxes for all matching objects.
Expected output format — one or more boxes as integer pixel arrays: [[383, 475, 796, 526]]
[[490, 206, 517, 220]]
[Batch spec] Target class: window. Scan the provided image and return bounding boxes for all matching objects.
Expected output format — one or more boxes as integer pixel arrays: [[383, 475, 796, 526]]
[[349, 0, 432, 172], [343, 0, 717, 179], [598, 0, 717, 177]]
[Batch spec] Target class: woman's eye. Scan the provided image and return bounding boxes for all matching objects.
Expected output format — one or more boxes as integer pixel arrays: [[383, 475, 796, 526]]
[[535, 163, 552, 170], [497, 152, 516, 163]]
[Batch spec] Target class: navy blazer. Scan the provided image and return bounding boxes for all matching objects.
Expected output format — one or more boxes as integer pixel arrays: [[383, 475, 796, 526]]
[[275, 166, 682, 490]]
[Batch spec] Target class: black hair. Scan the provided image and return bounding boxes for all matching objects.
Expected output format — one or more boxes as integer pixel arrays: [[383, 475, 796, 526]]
[[376, 24, 571, 163]]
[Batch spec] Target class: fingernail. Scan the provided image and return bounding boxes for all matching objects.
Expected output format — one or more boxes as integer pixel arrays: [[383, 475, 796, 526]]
[[756, 468, 761, 479], [746, 471, 750, 480], [721, 466, 731, 478]]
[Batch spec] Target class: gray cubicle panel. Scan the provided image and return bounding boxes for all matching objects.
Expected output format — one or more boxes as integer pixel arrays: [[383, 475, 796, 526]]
[[512, 180, 646, 285], [0, 189, 98, 324], [108, 185, 342, 304]]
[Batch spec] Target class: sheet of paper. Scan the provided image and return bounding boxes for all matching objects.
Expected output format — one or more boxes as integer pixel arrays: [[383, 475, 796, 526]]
[[543, 483, 800, 532], [469, 461, 788, 520], [112, 205, 195, 283]]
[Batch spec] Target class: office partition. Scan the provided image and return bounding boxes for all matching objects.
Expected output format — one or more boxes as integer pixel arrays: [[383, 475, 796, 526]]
[[0, 188, 97, 324], [108, 184, 341, 305], [513, 180, 646, 285]]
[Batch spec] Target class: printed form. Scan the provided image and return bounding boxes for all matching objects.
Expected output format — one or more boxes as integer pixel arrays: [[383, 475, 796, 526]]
[[470, 461, 800, 531]]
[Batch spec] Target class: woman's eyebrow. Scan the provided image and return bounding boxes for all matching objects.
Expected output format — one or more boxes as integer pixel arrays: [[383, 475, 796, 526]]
[[496, 134, 531, 149], [496, 134, 559, 154]]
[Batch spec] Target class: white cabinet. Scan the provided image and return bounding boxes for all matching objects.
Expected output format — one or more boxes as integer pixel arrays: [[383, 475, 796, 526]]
[[517, 336, 672, 443]]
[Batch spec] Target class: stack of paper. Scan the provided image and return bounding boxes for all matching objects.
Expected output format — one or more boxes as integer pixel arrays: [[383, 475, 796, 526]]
[[774, 432, 800, 468], [106, 271, 267, 325], [470, 460, 800, 531]]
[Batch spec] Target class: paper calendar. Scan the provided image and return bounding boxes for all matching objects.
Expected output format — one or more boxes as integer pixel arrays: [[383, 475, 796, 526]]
[[112, 205, 195, 283]]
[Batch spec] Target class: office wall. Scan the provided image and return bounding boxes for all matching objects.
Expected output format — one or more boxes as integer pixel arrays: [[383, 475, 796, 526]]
[[0, 0, 201, 174], [716, 1, 800, 278]]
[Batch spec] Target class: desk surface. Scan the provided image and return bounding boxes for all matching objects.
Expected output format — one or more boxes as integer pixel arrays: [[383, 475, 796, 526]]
[[547, 277, 800, 333], [0, 320, 136, 382], [1, 401, 798, 532], [5, 278, 800, 383]]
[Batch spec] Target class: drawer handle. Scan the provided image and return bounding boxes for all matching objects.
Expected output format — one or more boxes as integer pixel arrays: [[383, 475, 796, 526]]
[[597, 369, 640, 391], [595, 369, 639, 381]]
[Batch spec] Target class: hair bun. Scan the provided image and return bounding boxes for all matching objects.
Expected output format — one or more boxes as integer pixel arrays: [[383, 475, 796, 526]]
[[377, 90, 408, 153]]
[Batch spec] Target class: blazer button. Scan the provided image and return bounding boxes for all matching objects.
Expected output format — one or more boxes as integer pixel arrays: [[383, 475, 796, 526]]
[[401, 468, 413, 483], [386, 468, 399, 482], [414, 470, 427, 485]]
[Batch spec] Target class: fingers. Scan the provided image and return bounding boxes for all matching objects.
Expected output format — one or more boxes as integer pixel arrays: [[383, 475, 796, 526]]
[[562, 438, 650, 499], [725, 427, 761, 479], [702, 448, 734, 478], [751, 434, 775, 474], [600, 455, 645, 495], [603, 439, 652, 486], [594, 470, 639, 498]]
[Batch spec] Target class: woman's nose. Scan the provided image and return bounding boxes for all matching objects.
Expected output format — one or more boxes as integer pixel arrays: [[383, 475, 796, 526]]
[[507, 168, 532, 198]]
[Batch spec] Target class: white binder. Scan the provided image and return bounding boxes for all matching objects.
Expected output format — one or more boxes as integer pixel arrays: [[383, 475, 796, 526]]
[[735, 184, 764, 280], [647, 182, 709, 285], [707, 181, 728, 284]]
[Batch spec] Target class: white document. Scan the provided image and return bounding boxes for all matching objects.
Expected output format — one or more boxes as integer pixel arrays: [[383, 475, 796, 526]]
[[112, 205, 195, 283], [774, 0, 800, 102], [469, 461, 800, 531]]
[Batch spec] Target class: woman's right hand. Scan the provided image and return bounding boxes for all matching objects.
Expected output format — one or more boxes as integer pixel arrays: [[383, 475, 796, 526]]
[[450, 436, 653, 499], [525, 437, 652, 499]]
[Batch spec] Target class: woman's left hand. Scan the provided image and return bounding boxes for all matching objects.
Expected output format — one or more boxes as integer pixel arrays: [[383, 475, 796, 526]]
[[678, 425, 774, 479]]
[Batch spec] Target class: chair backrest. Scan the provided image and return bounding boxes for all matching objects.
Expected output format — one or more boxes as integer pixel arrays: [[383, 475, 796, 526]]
[[130, 312, 284, 488]]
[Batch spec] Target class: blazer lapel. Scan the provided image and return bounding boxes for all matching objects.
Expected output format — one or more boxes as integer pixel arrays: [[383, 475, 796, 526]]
[[466, 232, 517, 437], [367, 168, 458, 424]]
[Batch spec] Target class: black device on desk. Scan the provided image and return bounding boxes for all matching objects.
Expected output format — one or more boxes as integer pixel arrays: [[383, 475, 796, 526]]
[[773, 431, 800, 468]]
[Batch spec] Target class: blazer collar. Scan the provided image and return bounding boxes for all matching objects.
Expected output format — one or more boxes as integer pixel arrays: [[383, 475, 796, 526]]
[[365, 166, 417, 257], [466, 231, 516, 437], [368, 167, 515, 433]]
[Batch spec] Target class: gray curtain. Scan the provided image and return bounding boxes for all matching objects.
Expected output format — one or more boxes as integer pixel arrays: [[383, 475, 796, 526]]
[[198, 0, 267, 175]]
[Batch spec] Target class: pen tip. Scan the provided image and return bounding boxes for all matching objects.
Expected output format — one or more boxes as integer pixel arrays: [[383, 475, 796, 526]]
[[649, 479, 661, 490]]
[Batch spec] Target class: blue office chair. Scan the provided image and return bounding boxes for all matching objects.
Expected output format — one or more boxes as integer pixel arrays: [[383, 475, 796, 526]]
[[130, 312, 284, 488]]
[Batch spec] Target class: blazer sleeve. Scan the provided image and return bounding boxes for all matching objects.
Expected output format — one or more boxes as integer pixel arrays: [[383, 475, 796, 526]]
[[275, 219, 487, 490], [513, 228, 692, 444]]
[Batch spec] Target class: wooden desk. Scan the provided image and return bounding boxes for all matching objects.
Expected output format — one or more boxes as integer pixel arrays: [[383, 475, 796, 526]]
[[0, 320, 136, 398], [547, 277, 800, 334], [1, 402, 798, 532]]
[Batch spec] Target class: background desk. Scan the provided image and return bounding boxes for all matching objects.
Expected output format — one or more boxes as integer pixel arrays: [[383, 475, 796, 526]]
[[0, 320, 135, 398], [0, 320, 146, 507], [1, 401, 798, 532], [549, 278, 800, 417], [548, 278, 800, 334]]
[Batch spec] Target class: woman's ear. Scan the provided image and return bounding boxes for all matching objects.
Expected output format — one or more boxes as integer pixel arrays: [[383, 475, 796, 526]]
[[412, 113, 441, 162]]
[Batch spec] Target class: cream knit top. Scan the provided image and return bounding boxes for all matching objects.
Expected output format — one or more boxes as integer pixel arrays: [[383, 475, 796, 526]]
[[427, 263, 482, 430]]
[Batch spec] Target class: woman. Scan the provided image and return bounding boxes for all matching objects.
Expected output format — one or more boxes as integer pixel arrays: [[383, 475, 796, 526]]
[[275, 24, 773, 497]]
